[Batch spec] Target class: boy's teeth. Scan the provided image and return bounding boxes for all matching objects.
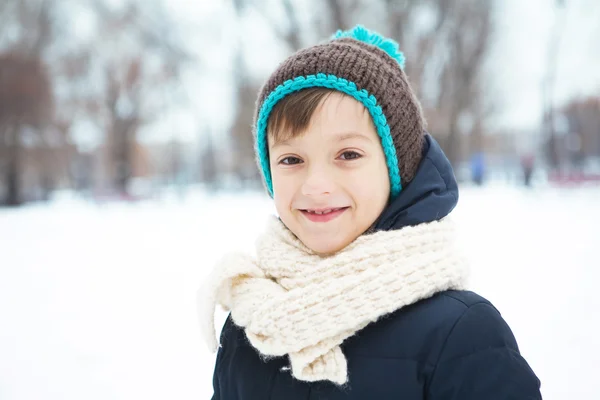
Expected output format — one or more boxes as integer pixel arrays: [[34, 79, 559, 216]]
[[310, 209, 336, 215]]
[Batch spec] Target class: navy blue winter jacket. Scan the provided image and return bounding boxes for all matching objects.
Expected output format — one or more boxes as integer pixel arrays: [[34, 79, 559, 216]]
[[210, 135, 541, 399]]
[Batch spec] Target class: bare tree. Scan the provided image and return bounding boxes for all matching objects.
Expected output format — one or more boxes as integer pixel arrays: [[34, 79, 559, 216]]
[[382, 0, 494, 166], [439, 1, 493, 166], [382, 0, 452, 101], [324, 0, 357, 32], [228, 0, 263, 185], [0, 0, 197, 202], [0, 53, 53, 205], [198, 128, 218, 188], [84, 0, 188, 195], [561, 96, 600, 166], [228, 0, 315, 185], [380, 0, 495, 165], [0, 0, 57, 205], [542, 0, 569, 169]]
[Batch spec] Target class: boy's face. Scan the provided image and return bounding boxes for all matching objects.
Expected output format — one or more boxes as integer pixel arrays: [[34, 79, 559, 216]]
[[268, 93, 390, 255]]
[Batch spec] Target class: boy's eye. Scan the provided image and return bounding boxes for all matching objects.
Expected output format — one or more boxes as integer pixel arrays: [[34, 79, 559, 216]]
[[279, 156, 302, 165], [339, 151, 362, 160]]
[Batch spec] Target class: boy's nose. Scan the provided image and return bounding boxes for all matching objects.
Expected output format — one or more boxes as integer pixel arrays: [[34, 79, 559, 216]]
[[301, 166, 335, 197]]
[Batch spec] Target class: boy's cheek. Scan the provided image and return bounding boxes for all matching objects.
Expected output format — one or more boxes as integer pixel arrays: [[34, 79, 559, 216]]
[[271, 176, 296, 202]]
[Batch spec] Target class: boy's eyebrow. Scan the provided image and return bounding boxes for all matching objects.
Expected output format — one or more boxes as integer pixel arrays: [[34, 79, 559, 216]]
[[270, 131, 373, 149], [270, 138, 292, 150], [335, 131, 374, 143]]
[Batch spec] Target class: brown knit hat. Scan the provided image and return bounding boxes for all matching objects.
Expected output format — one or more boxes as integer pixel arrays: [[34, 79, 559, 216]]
[[254, 25, 425, 198]]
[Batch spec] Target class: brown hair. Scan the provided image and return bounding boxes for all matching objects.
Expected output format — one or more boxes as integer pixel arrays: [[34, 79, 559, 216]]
[[267, 88, 341, 144]]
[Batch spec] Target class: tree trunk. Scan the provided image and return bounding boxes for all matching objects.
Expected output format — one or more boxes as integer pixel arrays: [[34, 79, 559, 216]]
[[445, 109, 461, 168], [325, 0, 349, 31], [114, 138, 131, 196], [111, 117, 135, 196], [3, 125, 21, 206]]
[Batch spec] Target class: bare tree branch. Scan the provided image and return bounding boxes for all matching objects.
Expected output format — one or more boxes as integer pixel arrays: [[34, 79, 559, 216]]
[[325, 0, 352, 31], [246, 0, 303, 51]]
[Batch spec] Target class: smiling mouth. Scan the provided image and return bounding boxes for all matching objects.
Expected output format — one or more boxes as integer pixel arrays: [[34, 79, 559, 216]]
[[300, 207, 349, 222]]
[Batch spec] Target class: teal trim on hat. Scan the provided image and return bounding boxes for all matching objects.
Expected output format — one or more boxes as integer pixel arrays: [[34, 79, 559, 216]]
[[255, 73, 402, 198]]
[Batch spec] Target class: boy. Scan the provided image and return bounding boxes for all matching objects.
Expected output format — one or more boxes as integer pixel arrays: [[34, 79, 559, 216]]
[[202, 25, 541, 399]]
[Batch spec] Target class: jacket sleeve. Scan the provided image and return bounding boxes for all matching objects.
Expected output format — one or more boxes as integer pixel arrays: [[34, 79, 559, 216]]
[[211, 350, 221, 399], [427, 303, 541, 400], [211, 345, 223, 400], [211, 318, 230, 400]]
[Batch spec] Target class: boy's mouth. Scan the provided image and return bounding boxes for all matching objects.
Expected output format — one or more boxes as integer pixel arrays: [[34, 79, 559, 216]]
[[299, 207, 349, 223]]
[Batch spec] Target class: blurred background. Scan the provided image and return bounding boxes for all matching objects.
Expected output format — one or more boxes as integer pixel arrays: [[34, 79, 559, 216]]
[[0, 0, 599, 399]]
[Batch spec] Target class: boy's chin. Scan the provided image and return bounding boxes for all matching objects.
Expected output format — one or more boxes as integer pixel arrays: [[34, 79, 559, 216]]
[[279, 212, 369, 255], [301, 234, 357, 256]]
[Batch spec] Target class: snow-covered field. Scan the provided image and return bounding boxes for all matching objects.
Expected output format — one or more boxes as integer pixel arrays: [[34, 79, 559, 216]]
[[1, 185, 598, 399]]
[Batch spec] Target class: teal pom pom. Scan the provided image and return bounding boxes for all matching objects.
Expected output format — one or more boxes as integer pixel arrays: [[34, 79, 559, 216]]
[[332, 25, 406, 69]]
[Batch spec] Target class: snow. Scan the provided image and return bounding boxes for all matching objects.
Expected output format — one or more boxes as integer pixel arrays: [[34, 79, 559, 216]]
[[1, 185, 599, 399]]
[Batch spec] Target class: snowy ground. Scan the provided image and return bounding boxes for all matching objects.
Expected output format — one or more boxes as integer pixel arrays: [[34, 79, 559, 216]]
[[0, 184, 598, 399]]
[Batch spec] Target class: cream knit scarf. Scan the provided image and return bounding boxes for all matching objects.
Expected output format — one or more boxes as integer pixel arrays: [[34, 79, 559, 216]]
[[200, 216, 469, 385]]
